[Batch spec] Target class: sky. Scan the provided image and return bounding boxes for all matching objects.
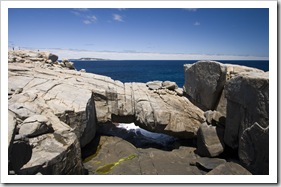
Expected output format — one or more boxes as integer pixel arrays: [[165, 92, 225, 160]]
[[8, 8, 269, 60]]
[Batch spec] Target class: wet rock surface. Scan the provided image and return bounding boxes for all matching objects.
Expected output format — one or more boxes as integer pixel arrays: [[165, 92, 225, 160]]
[[82, 122, 250, 175]]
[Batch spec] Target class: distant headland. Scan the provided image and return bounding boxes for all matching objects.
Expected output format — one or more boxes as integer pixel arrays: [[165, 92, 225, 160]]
[[70, 57, 110, 61]]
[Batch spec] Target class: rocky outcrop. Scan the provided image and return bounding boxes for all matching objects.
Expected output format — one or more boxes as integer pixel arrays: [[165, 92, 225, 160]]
[[8, 50, 74, 70], [8, 51, 269, 175], [184, 60, 269, 175], [183, 61, 264, 114], [8, 50, 206, 175]]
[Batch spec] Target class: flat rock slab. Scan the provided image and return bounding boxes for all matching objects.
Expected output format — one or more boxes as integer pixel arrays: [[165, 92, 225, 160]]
[[83, 136, 204, 175], [206, 162, 252, 175], [191, 157, 226, 171], [9, 60, 205, 141]]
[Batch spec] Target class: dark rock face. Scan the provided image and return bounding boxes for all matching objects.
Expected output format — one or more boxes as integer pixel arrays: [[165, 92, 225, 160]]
[[83, 136, 204, 175], [47, 53, 58, 62], [224, 72, 269, 149], [239, 122, 269, 175]]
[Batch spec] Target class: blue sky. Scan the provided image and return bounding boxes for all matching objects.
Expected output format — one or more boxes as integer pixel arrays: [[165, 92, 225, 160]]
[[8, 8, 269, 60]]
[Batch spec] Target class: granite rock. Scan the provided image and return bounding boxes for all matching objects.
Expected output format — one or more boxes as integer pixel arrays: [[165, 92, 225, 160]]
[[239, 122, 269, 174], [224, 71, 269, 149]]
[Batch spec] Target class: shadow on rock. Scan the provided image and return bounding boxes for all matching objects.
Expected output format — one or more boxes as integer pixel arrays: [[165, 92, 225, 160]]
[[96, 122, 187, 151], [9, 141, 32, 174]]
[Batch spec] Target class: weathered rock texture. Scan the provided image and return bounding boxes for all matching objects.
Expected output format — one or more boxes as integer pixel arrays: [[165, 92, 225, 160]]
[[224, 71, 269, 175], [183, 61, 264, 115], [183, 61, 227, 111], [224, 71, 269, 149], [8, 50, 205, 174], [8, 51, 269, 175], [239, 122, 269, 175]]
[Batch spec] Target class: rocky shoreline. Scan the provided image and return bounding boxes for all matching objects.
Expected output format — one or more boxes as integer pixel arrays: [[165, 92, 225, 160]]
[[8, 50, 269, 175]]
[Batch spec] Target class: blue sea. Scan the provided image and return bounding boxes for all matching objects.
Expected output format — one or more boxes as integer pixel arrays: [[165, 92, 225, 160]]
[[72, 60, 269, 87]]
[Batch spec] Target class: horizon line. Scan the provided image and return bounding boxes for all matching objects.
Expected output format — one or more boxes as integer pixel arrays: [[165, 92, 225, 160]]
[[8, 47, 269, 61]]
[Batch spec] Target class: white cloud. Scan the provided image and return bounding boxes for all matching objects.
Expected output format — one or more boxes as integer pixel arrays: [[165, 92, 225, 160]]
[[71, 11, 80, 16], [194, 21, 200, 26], [83, 20, 91, 25], [113, 14, 124, 22], [87, 15, 97, 23]]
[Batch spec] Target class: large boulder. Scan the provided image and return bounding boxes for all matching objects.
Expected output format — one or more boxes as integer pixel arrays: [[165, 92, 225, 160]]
[[18, 131, 83, 174], [183, 61, 227, 111], [224, 71, 269, 149], [239, 122, 269, 174], [19, 115, 53, 138], [183, 61, 265, 115]]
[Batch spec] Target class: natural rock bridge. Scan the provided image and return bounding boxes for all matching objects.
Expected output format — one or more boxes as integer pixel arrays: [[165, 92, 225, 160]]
[[8, 50, 269, 175]]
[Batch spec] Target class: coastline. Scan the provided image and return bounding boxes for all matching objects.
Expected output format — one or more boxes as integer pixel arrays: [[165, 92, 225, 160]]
[[7, 50, 269, 176]]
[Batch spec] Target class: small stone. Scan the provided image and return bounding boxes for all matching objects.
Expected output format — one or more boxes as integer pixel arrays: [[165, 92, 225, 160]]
[[146, 81, 163, 90], [194, 157, 226, 171], [175, 88, 183, 96], [48, 53, 58, 62], [162, 81, 178, 91], [197, 122, 224, 157]]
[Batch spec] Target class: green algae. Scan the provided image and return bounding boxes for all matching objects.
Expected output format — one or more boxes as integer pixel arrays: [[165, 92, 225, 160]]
[[83, 144, 102, 163], [95, 154, 137, 174]]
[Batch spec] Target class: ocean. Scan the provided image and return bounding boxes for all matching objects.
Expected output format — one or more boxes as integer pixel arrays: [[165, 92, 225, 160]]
[[72, 60, 269, 87]]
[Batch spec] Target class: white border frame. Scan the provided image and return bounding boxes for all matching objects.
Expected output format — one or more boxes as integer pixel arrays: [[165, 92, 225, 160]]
[[1, 1, 277, 184]]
